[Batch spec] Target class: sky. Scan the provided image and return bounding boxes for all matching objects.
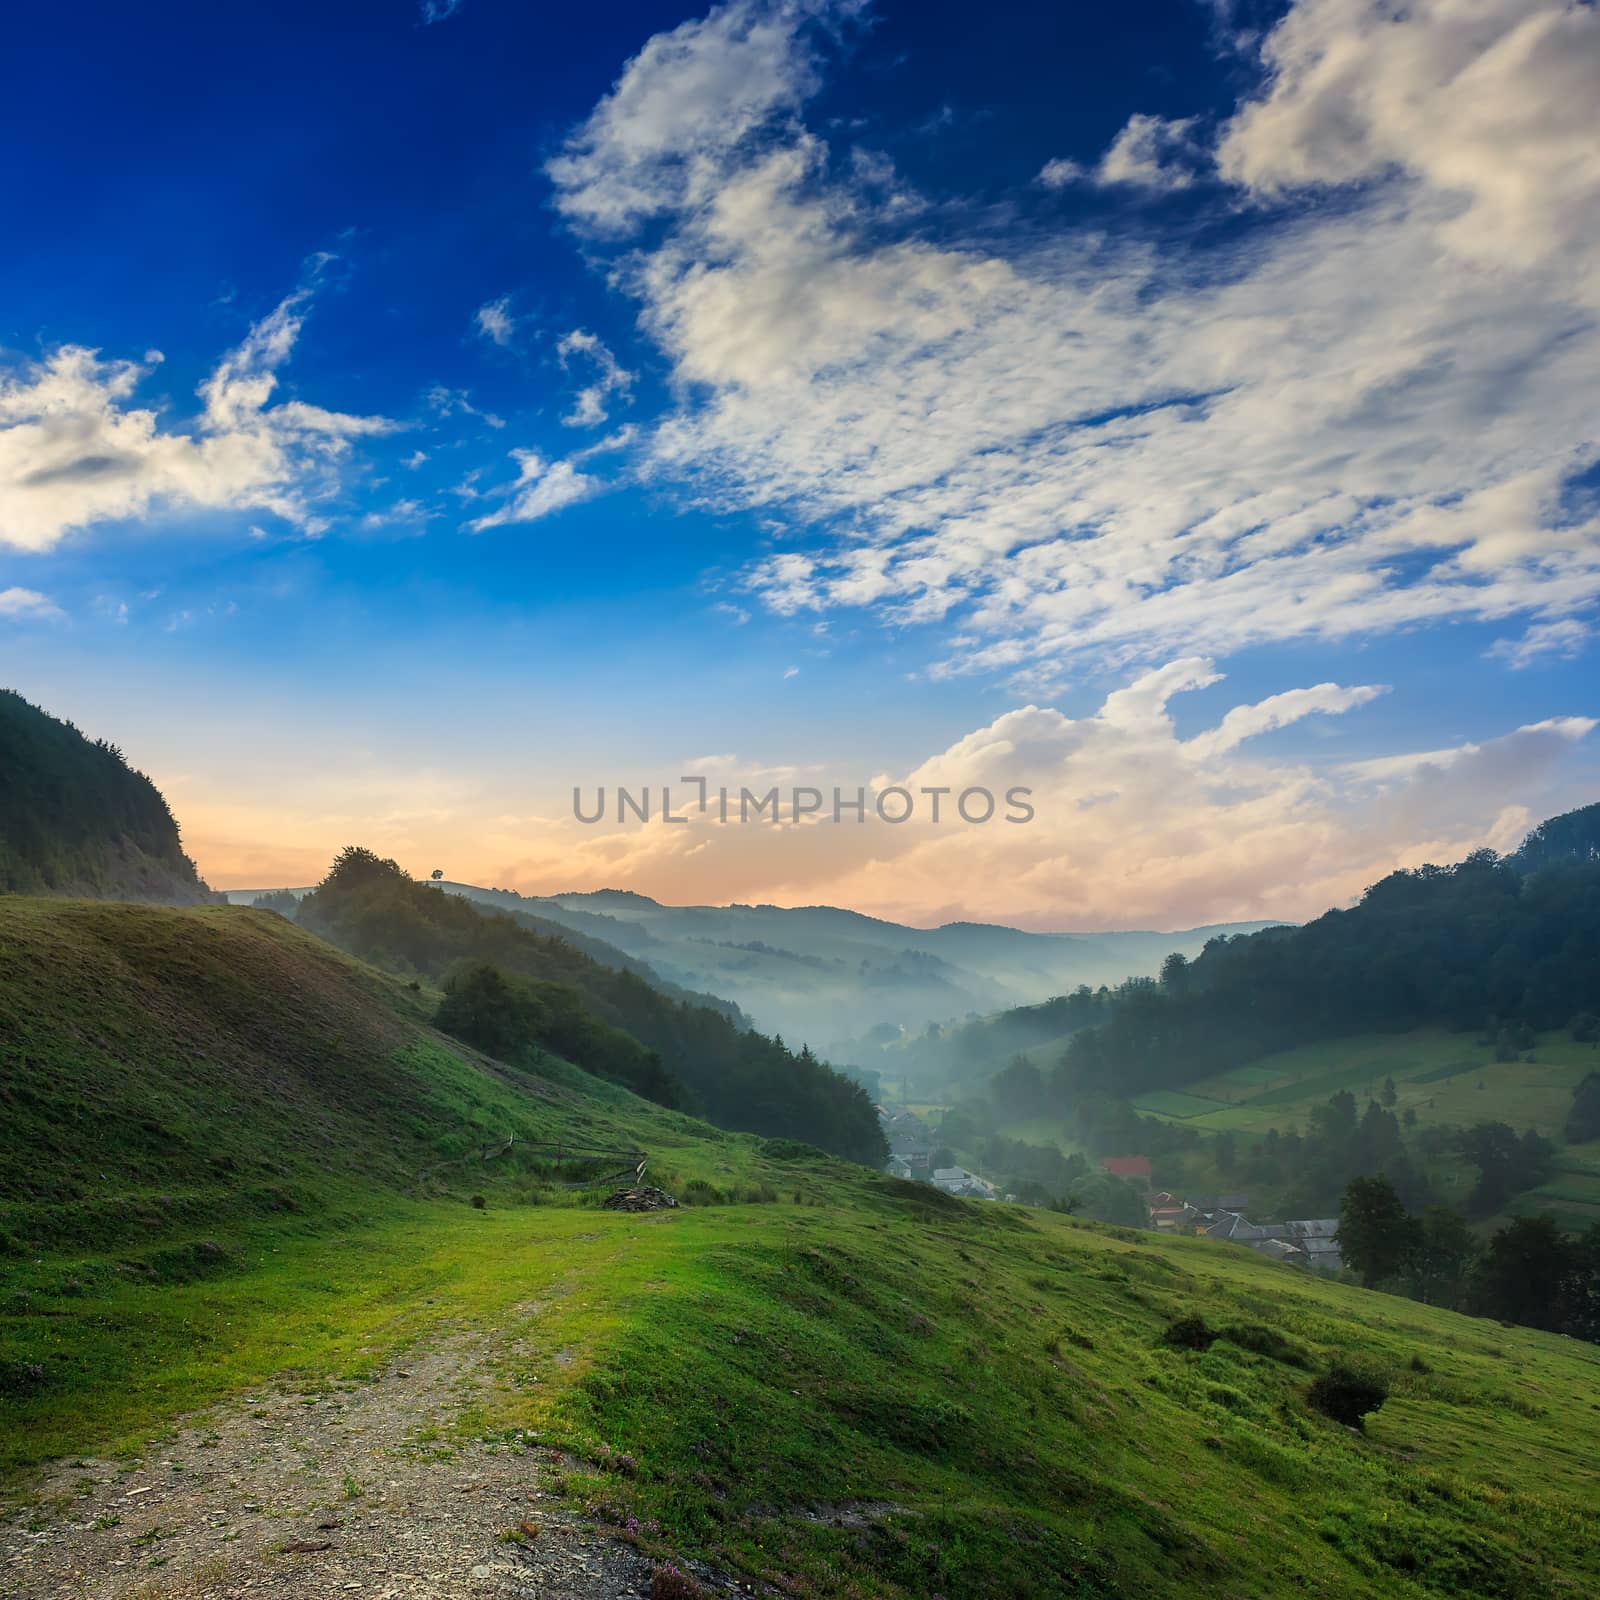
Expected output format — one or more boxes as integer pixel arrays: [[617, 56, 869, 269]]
[[2, 0, 1598, 929]]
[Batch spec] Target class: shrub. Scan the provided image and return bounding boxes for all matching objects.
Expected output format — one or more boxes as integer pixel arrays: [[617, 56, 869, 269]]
[[652, 1562, 705, 1600], [1308, 1364, 1388, 1428], [1162, 1314, 1218, 1351], [1220, 1323, 1310, 1368], [470, 1194, 486, 1210]]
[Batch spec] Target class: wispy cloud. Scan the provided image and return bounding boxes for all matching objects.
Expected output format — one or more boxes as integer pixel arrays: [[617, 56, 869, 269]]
[[1487, 618, 1590, 670], [468, 448, 597, 530], [419, 0, 465, 24], [557, 329, 634, 427], [473, 296, 517, 347], [0, 277, 399, 552], [549, 0, 1600, 685], [0, 586, 64, 621], [426, 385, 505, 430]]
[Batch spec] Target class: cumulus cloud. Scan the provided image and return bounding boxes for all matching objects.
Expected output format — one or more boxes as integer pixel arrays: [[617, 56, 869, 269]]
[[0, 585, 63, 621], [468, 661, 1595, 928], [547, 0, 1600, 683], [557, 329, 635, 427], [468, 448, 598, 530], [0, 287, 397, 553], [549, 0, 862, 233], [1217, 0, 1600, 290]]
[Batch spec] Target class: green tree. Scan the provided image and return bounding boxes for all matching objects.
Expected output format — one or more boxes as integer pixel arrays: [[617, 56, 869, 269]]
[[1567, 1073, 1600, 1145], [1474, 1216, 1573, 1331], [1338, 1175, 1417, 1288], [1410, 1206, 1476, 1308]]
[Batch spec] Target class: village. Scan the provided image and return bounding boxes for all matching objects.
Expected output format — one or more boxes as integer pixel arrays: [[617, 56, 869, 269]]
[[880, 1109, 1343, 1273]]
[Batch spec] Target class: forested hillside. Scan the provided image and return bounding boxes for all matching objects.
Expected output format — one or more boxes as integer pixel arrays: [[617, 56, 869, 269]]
[[1046, 804, 1600, 1101], [297, 847, 887, 1165], [0, 690, 210, 903]]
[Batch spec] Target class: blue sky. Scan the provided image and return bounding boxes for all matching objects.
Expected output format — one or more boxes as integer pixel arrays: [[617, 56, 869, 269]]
[[2, 0, 1597, 926]]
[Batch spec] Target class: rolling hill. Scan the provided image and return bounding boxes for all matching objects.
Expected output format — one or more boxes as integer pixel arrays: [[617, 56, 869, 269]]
[[3, 894, 1600, 1600], [431, 881, 1279, 1058]]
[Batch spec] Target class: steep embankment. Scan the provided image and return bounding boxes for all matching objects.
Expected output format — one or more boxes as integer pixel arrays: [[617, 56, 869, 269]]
[[3, 899, 1600, 1599], [0, 690, 211, 903]]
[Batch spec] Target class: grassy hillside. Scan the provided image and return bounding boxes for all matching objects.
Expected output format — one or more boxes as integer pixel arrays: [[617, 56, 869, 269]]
[[0, 898, 777, 1254], [1132, 1028, 1599, 1142], [4, 900, 1600, 1598], [0, 690, 210, 903], [293, 849, 886, 1164]]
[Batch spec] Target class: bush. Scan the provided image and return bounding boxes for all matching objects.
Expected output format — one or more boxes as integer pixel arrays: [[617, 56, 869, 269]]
[[652, 1561, 705, 1600], [470, 1194, 486, 1210], [1308, 1364, 1388, 1428], [1219, 1323, 1310, 1367], [1162, 1314, 1218, 1351]]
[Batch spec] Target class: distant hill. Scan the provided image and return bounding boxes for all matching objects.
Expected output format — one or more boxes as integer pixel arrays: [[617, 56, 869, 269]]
[[1054, 804, 1600, 1104], [292, 848, 887, 1165], [437, 881, 1279, 1055], [0, 690, 210, 904]]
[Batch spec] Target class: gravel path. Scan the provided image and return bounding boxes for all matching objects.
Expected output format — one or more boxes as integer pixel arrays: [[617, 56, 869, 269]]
[[1, 1310, 664, 1600]]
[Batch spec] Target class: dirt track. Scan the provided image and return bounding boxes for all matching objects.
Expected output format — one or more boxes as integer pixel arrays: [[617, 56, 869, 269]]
[[0, 1314, 664, 1600]]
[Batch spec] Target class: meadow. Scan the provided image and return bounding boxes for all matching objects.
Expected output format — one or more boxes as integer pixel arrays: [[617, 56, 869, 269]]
[[6, 901, 1600, 1597]]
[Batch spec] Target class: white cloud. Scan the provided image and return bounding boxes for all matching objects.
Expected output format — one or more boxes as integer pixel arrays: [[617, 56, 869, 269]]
[[1037, 158, 1084, 189], [1183, 680, 1387, 761], [0, 286, 398, 553], [427, 386, 506, 429], [1217, 0, 1600, 291], [420, 0, 464, 23], [548, 0, 861, 234], [0, 586, 63, 621], [1095, 113, 1203, 191], [479, 661, 1595, 928], [557, 329, 635, 427], [1487, 617, 1590, 669], [474, 296, 517, 347], [468, 448, 598, 530], [549, 0, 1600, 684]]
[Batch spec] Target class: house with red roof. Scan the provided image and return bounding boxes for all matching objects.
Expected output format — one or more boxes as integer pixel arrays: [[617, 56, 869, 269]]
[[1100, 1155, 1152, 1183]]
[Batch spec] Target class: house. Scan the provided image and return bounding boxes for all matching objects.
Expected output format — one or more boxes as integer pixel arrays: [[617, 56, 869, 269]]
[[885, 1154, 914, 1180], [1188, 1193, 1249, 1223], [1206, 1210, 1342, 1272], [891, 1139, 931, 1173], [1282, 1218, 1342, 1273], [931, 1166, 997, 1200], [1258, 1237, 1308, 1264], [1100, 1155, 1152, 1184], [1148, 1191, 1194, 1232]]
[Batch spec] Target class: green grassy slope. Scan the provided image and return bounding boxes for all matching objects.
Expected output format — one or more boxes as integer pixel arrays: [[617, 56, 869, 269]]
[[1131, 1029, 1598, 1142], [0, 898, 785, 1255], [4, 903, 1600, 1598]]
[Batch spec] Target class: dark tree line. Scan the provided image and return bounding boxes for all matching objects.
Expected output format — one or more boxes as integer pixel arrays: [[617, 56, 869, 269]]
[[297, 848, 887, 1165], [0, 689, 208, 902], [1340, 1176, 1600, 1340], [1049, 809, 1600, 1102]]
